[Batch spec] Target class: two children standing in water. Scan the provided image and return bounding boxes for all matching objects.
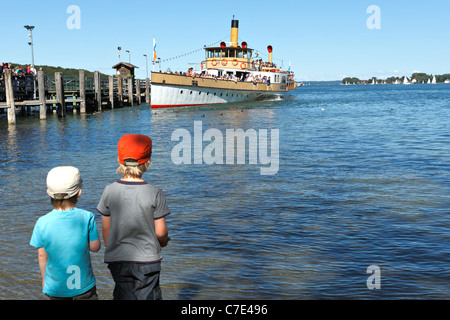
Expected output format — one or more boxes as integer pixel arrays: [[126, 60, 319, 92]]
[[30, 134, 170, 300]]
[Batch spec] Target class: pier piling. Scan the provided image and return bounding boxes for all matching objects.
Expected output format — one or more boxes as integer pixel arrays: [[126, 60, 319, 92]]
[[128, 77, 134, 106], [94, 71, 101, 112], [145, 78, 150, 104], [109, 75, 114, 109], [118, 76, 123, 105], [5, 70, 16, 125], [79, 70, 86, 114], [37, 71, 46, 120], [136, 79, 141, 105], [55, 72, 66, 117]]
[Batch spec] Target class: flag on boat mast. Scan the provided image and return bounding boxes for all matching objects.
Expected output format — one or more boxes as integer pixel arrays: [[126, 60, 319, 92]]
[[152, 36, 157, 71], [153, 37, 157, 59]]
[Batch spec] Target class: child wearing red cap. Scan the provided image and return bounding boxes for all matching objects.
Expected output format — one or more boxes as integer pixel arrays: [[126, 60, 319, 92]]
[[97, 134, 171, 300]]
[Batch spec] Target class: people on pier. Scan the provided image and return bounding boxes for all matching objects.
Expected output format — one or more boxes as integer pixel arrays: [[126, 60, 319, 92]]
[[0, 62, 36, 77]]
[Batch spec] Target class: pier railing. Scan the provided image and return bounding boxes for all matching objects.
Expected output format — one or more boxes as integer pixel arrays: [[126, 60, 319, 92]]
[[0, 74, 36, 101], [0, 69, 150, 125]]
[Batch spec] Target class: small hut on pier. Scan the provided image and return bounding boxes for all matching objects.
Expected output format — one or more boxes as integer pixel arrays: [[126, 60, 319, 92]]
[[112, 62, 138, 78]]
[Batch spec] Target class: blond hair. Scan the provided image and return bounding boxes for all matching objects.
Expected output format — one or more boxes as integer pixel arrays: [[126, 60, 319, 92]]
[[116, 160, 152, 179], [50, 193, 78, 210]]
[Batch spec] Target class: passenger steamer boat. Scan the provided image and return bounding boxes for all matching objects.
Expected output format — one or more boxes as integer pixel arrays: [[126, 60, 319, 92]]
[[150, 19, 296, 108]]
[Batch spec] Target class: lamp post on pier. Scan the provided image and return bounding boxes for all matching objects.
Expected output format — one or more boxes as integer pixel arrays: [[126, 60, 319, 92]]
[[143, 54, 148, 79], [24, 25, 36, 99]]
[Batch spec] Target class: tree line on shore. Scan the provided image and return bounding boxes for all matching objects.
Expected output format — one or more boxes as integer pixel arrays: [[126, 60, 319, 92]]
[[36, 65, 109, 78], [342, 73, 450, 85]]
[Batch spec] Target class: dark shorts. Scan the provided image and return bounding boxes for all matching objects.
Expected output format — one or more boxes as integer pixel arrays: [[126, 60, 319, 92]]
[[107, 261, 162, 300], [46, 285, 98, 300]]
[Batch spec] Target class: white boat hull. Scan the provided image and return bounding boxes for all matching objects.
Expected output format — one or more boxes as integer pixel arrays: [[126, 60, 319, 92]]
[[150, 83, 284, 108]]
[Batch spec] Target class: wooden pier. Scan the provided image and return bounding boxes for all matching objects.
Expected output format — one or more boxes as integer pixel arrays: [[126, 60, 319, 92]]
[[0, 69, 150, 125]]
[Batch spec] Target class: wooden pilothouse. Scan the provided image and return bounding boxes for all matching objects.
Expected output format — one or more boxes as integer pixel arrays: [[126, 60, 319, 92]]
[[150, 19, 296, 108]]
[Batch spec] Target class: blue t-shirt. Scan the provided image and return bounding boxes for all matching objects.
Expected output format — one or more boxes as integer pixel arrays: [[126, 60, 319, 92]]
[[30, 207, 99, 297]]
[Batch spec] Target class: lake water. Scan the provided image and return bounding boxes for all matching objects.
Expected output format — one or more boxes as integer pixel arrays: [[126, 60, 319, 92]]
[[1, 83, 449, 299]]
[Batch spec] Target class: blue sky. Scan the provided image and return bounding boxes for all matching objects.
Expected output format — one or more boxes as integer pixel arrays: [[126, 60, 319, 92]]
[[1, 0, 449, 81]]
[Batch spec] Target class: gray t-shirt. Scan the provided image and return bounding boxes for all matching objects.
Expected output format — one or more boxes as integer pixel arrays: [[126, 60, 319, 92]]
[[97, 180, 170, 263]]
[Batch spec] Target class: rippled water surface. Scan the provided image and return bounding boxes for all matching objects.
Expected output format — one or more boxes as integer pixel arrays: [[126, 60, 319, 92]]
[[1, 84, 449, 299]]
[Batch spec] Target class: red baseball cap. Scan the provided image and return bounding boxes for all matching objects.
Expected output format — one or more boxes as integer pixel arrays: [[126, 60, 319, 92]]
[[118, 134, 152, 166]]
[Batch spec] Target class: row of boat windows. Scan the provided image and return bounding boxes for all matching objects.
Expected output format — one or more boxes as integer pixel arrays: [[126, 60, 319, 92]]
[[179, 90, 250, 98], [206, 50, 251, 59]]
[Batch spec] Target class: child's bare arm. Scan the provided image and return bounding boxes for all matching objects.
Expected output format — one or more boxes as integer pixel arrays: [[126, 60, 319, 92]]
[[37, 247, 47, 288], [89, 239, 101, 252], [101, 215, 111, 246], [155, 217, 170, 247]]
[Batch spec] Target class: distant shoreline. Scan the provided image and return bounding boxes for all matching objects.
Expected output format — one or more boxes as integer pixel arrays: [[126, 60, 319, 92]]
[[296, 80, 341, 86], [342, 73, 450, 85], [297, 74, 450, 86]]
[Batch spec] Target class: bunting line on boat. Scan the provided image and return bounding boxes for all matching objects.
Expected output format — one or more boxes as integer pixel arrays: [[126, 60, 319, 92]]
[[161, 36, 229, 63]]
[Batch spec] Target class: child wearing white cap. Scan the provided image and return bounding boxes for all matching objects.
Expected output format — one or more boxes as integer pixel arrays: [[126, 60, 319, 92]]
[[30, 166, 101, 300]]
